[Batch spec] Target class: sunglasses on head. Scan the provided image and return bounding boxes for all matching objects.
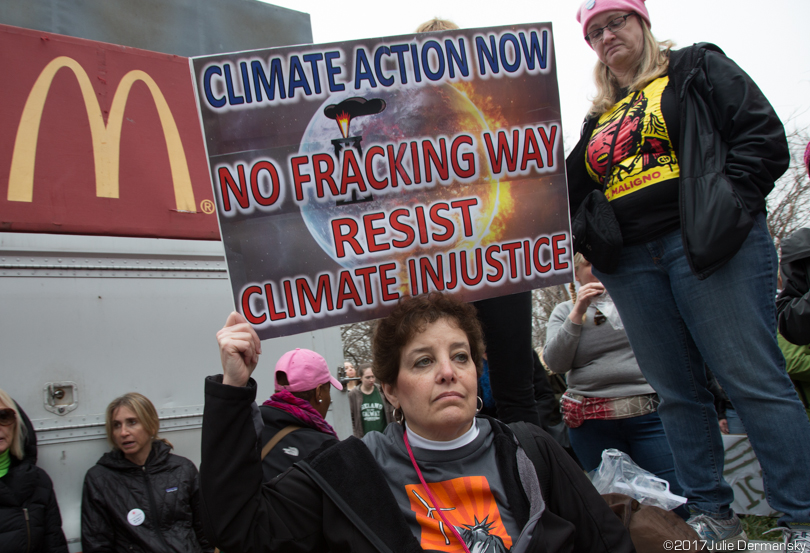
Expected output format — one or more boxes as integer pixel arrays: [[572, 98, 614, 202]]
[[0, 408, 16, 426]]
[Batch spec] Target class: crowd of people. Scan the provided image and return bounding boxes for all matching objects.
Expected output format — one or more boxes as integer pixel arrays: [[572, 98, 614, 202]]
[[4, 0, 810, 551]]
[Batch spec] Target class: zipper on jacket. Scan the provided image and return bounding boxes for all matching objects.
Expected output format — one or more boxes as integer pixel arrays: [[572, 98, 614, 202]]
[[24, 507, 31, 553], [142, 466, 173, 552]]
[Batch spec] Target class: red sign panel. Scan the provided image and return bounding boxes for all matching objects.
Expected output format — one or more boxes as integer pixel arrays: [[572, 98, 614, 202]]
[[0, 24, 219, 239]]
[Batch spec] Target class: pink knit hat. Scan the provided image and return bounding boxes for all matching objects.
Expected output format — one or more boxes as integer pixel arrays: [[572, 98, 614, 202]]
[[274, 348, 343, 393], [577, 0, 651, 40]]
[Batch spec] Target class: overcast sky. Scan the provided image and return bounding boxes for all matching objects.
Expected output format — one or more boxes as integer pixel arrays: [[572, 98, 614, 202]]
[[262, 0, 810, 149]]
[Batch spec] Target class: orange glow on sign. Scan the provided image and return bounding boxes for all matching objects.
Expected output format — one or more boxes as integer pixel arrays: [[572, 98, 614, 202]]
[[336, 111, 351, 138]]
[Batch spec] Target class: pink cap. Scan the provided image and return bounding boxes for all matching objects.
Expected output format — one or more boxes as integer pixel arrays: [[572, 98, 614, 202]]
[[274, 348, 343, 393], [577, 0, 651, 40]]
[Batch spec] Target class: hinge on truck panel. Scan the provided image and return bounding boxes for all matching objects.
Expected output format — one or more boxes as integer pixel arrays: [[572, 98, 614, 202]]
[[44, 381, 79, 415]]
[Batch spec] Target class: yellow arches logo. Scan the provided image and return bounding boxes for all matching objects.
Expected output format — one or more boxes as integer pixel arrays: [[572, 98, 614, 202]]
[[7, 56, 197, 212]]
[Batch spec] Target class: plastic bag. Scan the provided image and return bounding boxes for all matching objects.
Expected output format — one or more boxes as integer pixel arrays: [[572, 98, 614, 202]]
[[589, 449, 687, 511], [592, 292, 624, 330]]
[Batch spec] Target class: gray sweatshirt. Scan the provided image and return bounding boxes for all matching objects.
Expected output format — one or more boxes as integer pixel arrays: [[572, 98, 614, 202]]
[[543, 301, 654, 398]]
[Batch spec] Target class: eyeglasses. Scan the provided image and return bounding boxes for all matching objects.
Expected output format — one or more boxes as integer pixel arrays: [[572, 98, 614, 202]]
[[0, 408, 17, 426], [594, 312, 607, 326], [586, 13, 636, 44]]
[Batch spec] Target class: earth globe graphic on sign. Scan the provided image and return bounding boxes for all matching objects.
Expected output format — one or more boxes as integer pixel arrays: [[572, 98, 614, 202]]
[[298, 83, 501, 291]]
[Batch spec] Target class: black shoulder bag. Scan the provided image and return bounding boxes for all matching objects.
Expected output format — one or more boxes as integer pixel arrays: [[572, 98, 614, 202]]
[[571, 92, 639, 274]]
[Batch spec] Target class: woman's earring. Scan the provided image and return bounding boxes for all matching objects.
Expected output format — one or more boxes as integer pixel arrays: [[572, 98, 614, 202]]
[[476, 396, 483, 414], [393, 407, 404, 424], [318, 399, 323, 403]]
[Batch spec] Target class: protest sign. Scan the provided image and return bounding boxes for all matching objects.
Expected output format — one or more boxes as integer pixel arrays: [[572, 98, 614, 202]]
[[723, 434, 780, 517], [191, 23, 572, 339]]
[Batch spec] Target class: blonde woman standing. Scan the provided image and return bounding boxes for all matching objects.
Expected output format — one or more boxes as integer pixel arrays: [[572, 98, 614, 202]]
[[566, 0, 810, 548]]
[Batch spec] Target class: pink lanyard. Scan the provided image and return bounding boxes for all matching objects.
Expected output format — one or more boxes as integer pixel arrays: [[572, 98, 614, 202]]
[[402, 429, 472, 553]]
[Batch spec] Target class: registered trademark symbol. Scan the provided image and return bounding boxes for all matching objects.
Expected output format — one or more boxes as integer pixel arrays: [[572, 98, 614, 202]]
[[200, 199, 216, 214]]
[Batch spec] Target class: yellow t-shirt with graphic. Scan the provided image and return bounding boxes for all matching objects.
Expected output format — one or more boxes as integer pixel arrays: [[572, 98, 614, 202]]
[[585, 76, 681, 244]]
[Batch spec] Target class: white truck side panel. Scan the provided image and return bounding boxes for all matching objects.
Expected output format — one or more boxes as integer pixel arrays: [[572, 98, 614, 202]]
[[0, 232, 350, 551]]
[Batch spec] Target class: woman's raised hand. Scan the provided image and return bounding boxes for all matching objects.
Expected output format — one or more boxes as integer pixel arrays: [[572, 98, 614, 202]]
[[217, 312, 262, 387], [570, 282, 607, 322]]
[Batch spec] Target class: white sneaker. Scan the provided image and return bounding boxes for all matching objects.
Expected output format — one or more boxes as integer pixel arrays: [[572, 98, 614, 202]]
[[790, 530, 810, 552], [686, 513, 748, 550], [764, 527, 810, 552]]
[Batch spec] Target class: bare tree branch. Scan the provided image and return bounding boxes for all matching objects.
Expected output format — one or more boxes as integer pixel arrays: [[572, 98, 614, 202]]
[[767, 122, 810, 253], [532, 284, 569, 348], [341, 321, 375, 365]]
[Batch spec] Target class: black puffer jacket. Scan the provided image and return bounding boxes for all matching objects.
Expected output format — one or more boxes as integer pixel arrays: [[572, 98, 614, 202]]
[[0, 456, 68, 553], [777, 228, 810, 345], [566, 43, 789, 279], [81, 440, 212, 553]]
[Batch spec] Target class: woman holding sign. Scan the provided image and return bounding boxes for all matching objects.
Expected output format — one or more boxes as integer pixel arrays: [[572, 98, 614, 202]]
[[201, 293, 632, 553], [565, 0, 810, 549]]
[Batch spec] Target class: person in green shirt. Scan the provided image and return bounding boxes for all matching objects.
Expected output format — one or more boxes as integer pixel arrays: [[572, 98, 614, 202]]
[[349, 364, 394, 438]]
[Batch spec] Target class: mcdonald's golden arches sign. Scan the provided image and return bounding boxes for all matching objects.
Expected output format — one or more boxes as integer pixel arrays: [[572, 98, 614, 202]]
[[0, 24, 218, 239]]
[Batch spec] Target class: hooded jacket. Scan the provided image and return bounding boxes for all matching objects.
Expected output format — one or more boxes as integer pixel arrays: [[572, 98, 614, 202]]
[[200, 375, 633, 553], [0, 455, 68, 553], [777, 228, 810, 345], [566, 43, 789, 279], [81, 440, 212, 553]]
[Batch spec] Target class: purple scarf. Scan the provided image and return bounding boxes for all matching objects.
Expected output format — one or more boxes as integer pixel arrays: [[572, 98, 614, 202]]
[[263, 389, 338, 438]]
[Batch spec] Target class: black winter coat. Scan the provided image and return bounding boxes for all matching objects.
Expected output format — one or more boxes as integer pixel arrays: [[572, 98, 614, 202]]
[[81, 440, 212, 553], [777, 228, 810, 345], [200, 375, 633, 553], [0, 457, 68, 553], [259, 403, 338, 482], [566, 43, 789, 279]]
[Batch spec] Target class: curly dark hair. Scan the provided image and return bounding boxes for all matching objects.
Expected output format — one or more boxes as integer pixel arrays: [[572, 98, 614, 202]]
[[371, 293, 485, 386]]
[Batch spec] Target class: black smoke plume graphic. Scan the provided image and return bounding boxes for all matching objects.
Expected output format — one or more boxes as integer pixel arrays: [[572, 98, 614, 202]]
[[324, 97, 386, 205]]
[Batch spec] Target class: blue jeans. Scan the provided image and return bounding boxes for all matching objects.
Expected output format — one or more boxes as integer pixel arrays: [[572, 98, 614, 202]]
[[594, 213, 810, 526], [569, 411, 684, 497]]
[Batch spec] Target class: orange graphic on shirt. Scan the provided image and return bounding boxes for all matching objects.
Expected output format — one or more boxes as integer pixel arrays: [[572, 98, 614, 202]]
[[406, 476, 512, 552]]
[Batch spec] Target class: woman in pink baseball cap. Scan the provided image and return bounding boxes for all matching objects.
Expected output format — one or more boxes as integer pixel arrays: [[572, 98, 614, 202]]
[[567, 0, 810, 549], [256, 348, 342, 482]]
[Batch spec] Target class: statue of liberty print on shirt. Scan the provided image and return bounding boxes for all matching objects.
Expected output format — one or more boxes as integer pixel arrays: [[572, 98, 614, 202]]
[[406, 476, 512, 553]]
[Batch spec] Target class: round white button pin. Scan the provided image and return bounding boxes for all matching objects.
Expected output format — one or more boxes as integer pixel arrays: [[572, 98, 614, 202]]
[[127, 508, 145, 526]]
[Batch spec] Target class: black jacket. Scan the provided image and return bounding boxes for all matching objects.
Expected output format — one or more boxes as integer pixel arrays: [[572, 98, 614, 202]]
[[777, 228, 810, 345], [81, 440, 212, 553], [200, 375, 633, 553], [0, 456, 68, 553], [259, 403, 338, 481], [566, 43, 789, 279]]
